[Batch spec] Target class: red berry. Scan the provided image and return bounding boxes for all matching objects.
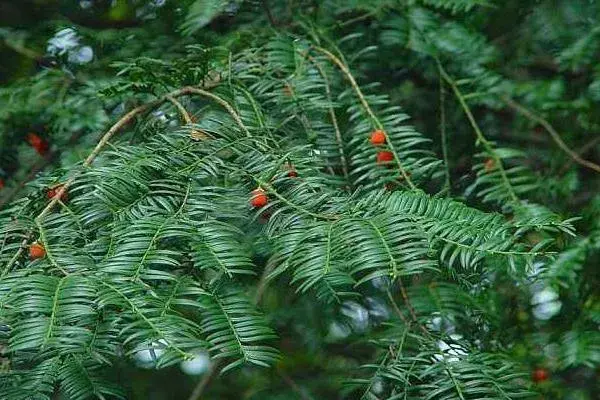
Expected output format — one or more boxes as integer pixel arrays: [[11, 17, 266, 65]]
[[250, 188, 268, 208], [29, 243, 46, 260], [27, 133, 49, 155], [0, 178, 4, 190], [532, 368, 549, 383], [47, 185, 67, 201], [376, 151, 394, 164], [288, 169, 298, 178], [26, 133, 43, 146], [370, 129, 386, 145], [35, 142, 49, 155]]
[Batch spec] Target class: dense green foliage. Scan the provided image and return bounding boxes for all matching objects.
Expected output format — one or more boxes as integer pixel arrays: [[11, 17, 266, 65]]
[[0, 1, 599, 399]]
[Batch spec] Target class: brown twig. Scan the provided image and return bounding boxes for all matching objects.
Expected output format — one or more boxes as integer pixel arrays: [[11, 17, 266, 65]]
[[501, 95, 600, 174], [3, 82, 258, 397], [166, 95, 193, 124], [1, 102, 158, 275], [166, 95, 209, 141], [36, 102, 159, 224], [397, 279, 430, 337], [0, 157, 52, 210], [262, 0, 278, 26], [254, 262, 275, 306], [3, 38, 41, 60], [336, 11, 376, 28], [277, 367, 312, 400], [2, 235, 32, 277], [385, 289, 411, 326], [187, 361, 222, 400], [182, 87, 251, 137], [438, 68, 451, 195], [559, 137, 600, 175], [387, 280, 429, 338], [575, 136, 600, 156]]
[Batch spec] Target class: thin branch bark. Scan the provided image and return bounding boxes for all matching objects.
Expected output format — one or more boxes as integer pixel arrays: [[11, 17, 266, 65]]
[[385, 289, 411, 326], [166, 95, 210, 141], [166, 95, 193, 124], [502, 95, 600, 174], [397, 279, 430, 337], [187, 361, 222, 400], [1, 102, 158, 275], [262, 0, 277, 26], [254, 262, 275, 306], [559, 137, 600, 174], [277, 368, 313, 400], [3, 38, 41, 60], [36, 101, 159, 224], [182, 87, 252, 137]]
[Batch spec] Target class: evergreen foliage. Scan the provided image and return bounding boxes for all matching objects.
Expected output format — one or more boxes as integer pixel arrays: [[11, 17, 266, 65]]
[[0, 1, 598, 399]]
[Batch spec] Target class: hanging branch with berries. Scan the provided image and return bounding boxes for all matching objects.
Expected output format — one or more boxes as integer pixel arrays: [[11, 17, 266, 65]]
[[0, 18, 585, 400], [312, 45, 417, 189]]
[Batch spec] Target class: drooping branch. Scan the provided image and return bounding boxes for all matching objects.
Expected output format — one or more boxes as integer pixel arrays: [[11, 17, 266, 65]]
[[306, 54, 350, 184], [166, 95, 210, 140], [501, 95, 600, 174], [559, 137, 600, 174], [312, 46, 416, 189], [166, 95, 193, 124], [2, 101, 160, 276], [4, 84, 249, 275], [438, 63, 520, 203], [438, 67, 451, 195], [35, 101, 160, 224], [182, 87, 252, 137], [262, 0, 278, 27]]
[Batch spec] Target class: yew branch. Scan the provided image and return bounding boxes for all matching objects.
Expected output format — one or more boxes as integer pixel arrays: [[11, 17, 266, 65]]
[[4, 84, 248, 275]]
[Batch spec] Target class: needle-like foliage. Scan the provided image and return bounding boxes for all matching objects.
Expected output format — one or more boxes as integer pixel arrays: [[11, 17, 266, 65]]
[[0, 1, 598, 399]]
